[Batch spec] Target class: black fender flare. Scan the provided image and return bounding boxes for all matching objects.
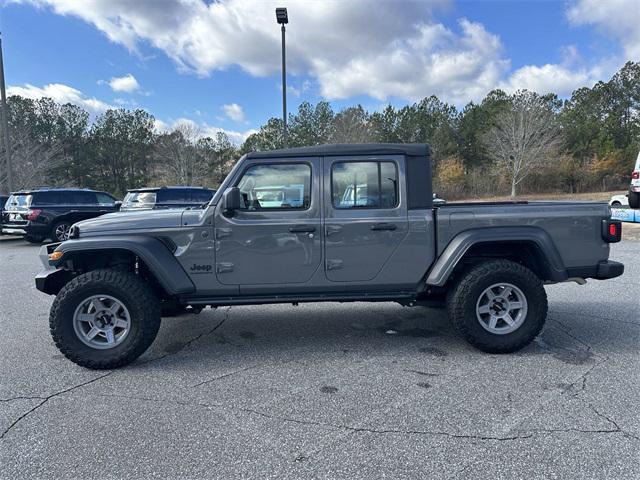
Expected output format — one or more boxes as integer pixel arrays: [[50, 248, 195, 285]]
[[51, 236, 196, 295], [425, 226, 567, 286]]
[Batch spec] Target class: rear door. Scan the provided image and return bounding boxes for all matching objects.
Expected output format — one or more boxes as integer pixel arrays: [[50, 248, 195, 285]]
[[67, 191, 102, 222], [323, 155, 408, 282]]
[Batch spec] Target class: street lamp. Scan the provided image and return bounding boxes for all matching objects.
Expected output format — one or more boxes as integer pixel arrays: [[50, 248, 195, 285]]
[[275, 7, 288, 147]]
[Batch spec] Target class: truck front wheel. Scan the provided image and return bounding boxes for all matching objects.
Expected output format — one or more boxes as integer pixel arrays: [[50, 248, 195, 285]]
[[49, 269, 161, 369], [447, 259, 547, 353]]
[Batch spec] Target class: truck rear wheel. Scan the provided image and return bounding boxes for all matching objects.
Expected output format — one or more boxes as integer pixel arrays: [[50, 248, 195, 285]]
[[629, 190, 640, 209], [49, 269, 161, 369], [447, 259, 547, 353]]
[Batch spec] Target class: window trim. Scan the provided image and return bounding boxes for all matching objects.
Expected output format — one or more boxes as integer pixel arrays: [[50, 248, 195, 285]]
[[331, 160, 399, 210], [233, 161, 313, 212]]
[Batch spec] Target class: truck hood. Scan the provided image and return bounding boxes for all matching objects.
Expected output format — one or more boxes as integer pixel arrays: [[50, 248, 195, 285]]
[[74, 209, 187, 235]]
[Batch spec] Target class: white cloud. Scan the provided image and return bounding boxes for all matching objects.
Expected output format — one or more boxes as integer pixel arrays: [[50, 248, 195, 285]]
[[315, 19, 508, 103], [499, 59, 614, 96], [568, 0, 640, 61], [15, 0, 631, 105], [7, 82, 112, 115], [19, 0, 512, 103], [222, 103, 246, 123], [107, 73, 140, 93]]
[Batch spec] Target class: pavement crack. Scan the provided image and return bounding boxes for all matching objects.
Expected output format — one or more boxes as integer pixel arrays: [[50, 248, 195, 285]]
[[0, 372, 112, 440], [144, 306, 231, 364], [192, 364, 261, 388], [228, 405, 640, 443], [549, 318, 598, 355]]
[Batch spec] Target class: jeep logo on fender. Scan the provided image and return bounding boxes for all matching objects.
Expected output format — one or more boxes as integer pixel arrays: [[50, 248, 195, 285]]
[[190, 263, 213, 274]]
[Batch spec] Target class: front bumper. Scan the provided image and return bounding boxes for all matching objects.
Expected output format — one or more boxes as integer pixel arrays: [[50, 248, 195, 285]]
[[35, 244, 69, 295]]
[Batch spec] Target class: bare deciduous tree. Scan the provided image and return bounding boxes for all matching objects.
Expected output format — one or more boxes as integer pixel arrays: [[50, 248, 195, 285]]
[[483, 91, 563, 197], [0, 124, 63, 190], [154, 122, 208, 186]]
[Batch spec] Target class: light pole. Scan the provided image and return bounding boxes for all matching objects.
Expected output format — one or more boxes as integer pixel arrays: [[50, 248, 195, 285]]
[[0, 32, 12, 193], [275, 7, 288, 147]]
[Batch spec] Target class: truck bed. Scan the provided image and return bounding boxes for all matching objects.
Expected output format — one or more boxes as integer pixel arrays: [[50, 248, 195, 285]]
[[436, 201, 611, 271]]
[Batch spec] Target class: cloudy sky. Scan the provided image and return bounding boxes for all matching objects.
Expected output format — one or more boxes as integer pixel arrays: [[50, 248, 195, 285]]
[[1, 0, 638, 142]]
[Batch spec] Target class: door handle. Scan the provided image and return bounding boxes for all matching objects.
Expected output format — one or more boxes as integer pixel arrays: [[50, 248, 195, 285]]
[[371, 223, 397, 231], [289, 225, 316, 233]]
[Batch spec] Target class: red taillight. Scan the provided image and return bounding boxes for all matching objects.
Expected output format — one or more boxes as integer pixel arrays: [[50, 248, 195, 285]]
[[632, 171, 640, 180], [26, 209, 41, 221], [602, 220, 622, 243]]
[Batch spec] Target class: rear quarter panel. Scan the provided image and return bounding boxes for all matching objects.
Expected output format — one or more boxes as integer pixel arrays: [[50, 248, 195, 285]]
[[437, 202, 611, 268]]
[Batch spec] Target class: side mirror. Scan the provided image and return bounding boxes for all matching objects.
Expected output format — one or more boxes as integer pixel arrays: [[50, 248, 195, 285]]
[[114, 201, 123, 211], [222, 187, 241, 217]]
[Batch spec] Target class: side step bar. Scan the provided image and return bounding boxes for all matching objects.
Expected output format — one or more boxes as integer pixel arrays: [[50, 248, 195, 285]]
[[182, 291, 417, 307]]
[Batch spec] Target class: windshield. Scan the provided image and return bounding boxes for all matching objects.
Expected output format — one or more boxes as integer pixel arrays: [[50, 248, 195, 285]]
[[122, 191, 156, 209], [6, 194, 32, 211]]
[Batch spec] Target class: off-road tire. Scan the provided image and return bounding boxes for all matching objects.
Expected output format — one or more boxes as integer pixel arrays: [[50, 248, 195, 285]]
[[25, 235, 44, 244], [629, 190, 640, 209], [50, 269, 161, 369], [447, 259, 547, 353]]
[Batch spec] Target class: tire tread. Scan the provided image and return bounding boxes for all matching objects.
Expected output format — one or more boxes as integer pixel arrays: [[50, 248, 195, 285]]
[[49, 269, 161, 369], [447, 259, 548, 353]]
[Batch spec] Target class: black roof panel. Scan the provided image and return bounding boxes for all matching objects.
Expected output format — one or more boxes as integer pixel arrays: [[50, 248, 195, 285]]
[[245, 143, 431, 159], [10, 188, 105, 195]]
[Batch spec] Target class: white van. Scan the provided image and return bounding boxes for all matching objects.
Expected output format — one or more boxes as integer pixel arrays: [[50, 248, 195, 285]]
[[630, 151, 640, 209]]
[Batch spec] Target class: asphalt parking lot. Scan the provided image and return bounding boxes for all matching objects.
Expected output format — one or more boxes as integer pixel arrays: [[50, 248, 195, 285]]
[[0, 235, 638, 479]]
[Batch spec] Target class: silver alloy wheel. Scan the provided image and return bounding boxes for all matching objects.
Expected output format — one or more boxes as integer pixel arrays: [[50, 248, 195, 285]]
[[55, 223, 71, 241], [72, 295, 131, 349], [475, 283, 528, 335]]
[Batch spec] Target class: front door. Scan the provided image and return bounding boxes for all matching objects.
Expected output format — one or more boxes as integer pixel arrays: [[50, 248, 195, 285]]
[[324, 155, 408, 282], [214, 158, 322, 285]]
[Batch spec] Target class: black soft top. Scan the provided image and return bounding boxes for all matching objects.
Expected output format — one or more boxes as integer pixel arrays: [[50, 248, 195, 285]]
[[245, 143, 431, 159]]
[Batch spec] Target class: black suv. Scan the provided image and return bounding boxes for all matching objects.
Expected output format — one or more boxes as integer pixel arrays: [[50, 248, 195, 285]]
[[1, 188, 119, 243], [120, 186, 215, 212]]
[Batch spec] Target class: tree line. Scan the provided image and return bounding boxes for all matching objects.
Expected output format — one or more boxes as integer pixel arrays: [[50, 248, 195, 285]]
[[1, 61, 638, 199]]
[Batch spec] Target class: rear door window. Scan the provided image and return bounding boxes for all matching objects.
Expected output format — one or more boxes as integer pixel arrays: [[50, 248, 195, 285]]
[[96, 193, 116, 205], [332, 161, 398, 209], [70, 192, 98, 205]]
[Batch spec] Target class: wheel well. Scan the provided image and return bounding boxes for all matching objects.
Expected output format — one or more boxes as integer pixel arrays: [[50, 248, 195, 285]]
[[454, 241, 553, 282], [63, 249, 170, 299]]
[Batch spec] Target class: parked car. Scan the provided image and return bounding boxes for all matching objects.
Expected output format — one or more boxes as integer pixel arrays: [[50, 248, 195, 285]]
[[628, 150, 640, 208], [0, 195, 8, 235], [609, 194, 629, 207], [35, 144, 623, 369], [120, 186, 215, 212], [1, 188, 119, 243]]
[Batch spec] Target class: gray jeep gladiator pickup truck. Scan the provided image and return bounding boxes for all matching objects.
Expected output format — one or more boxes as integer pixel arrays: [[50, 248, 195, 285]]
[[35, 144, 624, 369]]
